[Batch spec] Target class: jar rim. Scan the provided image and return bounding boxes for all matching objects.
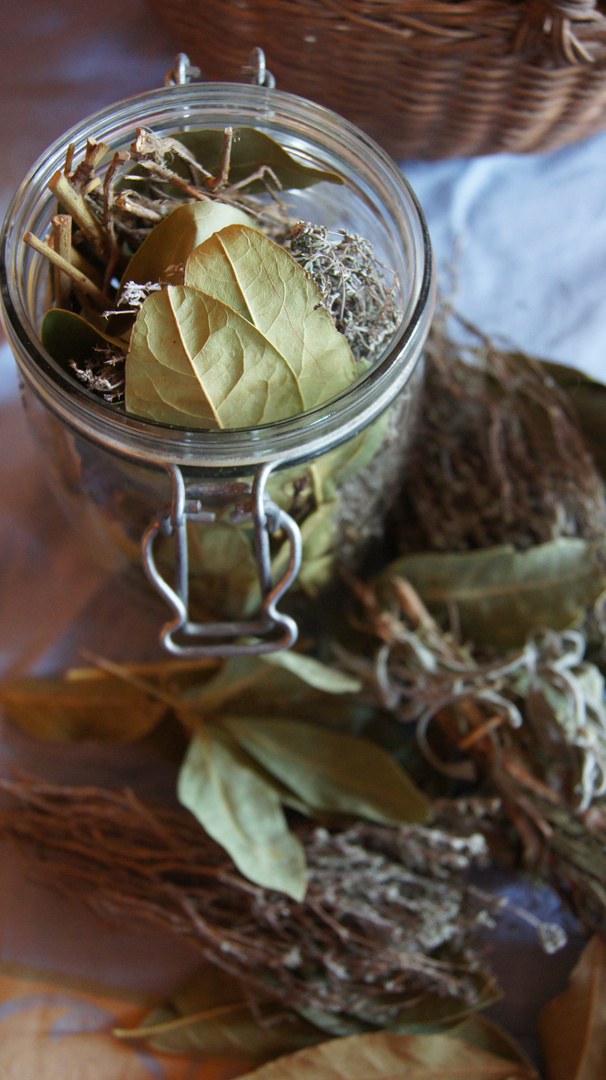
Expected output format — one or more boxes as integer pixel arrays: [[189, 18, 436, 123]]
[[0, 81, 434, 471]]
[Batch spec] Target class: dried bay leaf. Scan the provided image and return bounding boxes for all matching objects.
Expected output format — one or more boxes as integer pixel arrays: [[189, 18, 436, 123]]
[[119, 200, 254, 291], [262, 652, 361, 695], [235, 1028, 538, 1079], [125, 283, 304, 427], [379, 539, 606, 651], [186, 520, 260, 619], [41, 308, 124, 371], [268, 502, 339, 603], [117, 962, 323, 1062], [452, 1015, 538, 1074], [0, 672, 165, 743], [181, 657, 364, 739], [184, 225, 358, 407], [177, 725, 308, 899], [125, 224, 358, 427], [221, 716, 431, 825], [176, 127, 343, 192], [538, 934, 606, 1080]]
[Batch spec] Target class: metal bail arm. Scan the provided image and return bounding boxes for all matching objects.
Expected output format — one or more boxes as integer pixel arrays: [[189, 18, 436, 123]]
[[141, 461, 302, 657]]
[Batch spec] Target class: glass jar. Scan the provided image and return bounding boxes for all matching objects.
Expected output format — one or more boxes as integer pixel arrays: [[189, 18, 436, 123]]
[[0, 77, 434, 657]]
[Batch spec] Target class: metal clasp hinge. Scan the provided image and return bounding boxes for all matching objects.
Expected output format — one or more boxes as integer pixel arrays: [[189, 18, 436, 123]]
[[141, 462, 302, 657], [164, 48, 275, 89]]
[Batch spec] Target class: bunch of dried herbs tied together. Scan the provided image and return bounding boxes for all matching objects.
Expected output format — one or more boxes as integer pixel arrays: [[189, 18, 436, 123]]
[[26, 124, 404, 608], [3, 129, 606, 1077]]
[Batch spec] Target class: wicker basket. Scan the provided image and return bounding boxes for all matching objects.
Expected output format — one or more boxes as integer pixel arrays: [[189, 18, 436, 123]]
[[148, 0, 606, 159]]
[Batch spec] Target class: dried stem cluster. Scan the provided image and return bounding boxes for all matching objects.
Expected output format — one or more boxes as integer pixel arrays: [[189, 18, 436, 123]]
[[0, 775, 494, 1027]]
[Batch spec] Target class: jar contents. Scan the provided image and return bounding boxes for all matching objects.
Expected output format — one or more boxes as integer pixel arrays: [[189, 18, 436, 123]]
[[22, 124, 410, 621], [26, 126, 402, 426]]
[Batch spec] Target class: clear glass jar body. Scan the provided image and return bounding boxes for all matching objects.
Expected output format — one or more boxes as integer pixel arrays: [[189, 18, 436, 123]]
[[0, 82, 434, 654]]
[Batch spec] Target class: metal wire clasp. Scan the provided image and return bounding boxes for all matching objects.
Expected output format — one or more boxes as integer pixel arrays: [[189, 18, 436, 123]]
[[164, 53, 201, 87], [242, 47, 276, 88], [164, 48, 276, 89], [141, 461, 302, 657]]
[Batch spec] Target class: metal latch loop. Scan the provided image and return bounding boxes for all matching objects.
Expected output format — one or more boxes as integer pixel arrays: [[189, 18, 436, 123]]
[[142, 461, 302, 657]]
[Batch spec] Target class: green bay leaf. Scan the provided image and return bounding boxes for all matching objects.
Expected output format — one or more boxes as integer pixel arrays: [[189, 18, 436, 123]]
[[261, 652, 362, 695], [0, 671, 165, 743], [177, 127, 343, 192], [379, 539, 606, 650], [41, 308, 124, 371], [221, 716, 430, 825], [177, 725, 307, 899], [119, 200, 253, 291]]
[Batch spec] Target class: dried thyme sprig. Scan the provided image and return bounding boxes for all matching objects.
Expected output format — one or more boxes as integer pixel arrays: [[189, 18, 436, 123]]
[[290, 223, 402, 364], [0, 775, 496, 1028]]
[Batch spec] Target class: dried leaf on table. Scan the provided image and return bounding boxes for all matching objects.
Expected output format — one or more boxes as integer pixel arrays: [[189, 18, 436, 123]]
[[180, 654, 363, 727], [261, 651, 361, 695], [379, 538, 606, 651], [221, 716, 430, 825], [538, 934, 606, 1080], [0, 671, 166, 743], [451, 1015, 539, 1073], [177, 724, 307, 899], [234, 1028, 539, 1079], [116, 963, 323, 1063]]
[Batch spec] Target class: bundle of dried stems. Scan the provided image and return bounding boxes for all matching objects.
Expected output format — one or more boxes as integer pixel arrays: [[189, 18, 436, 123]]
[[0, 775, 494, 1026]]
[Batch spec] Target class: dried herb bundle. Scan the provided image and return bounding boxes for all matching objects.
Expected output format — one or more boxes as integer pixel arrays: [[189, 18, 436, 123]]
[[392, 313, 606, 555], [0, 775, 496, 1032]]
